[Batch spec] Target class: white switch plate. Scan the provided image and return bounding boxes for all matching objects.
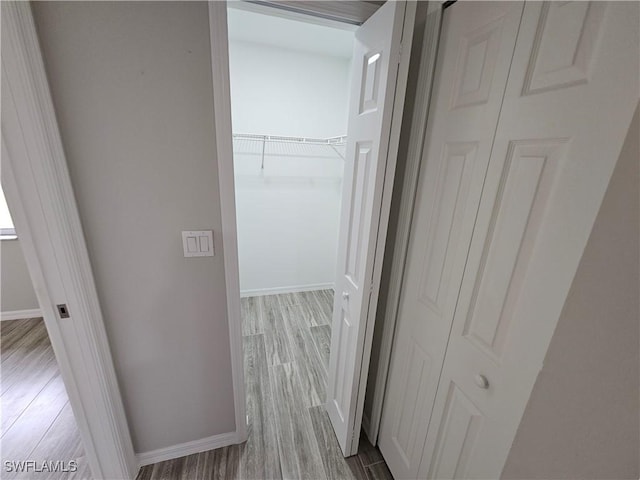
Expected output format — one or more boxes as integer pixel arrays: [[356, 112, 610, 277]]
[[182, 230, 214, 257]]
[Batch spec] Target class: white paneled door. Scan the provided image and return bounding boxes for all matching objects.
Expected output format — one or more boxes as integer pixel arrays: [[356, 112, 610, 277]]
[[327, 0, 414, 457], [378, 3, 524, 478], [380, 1, 639, 479]]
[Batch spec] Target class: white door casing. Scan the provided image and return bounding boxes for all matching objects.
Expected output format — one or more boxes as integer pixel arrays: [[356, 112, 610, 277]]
[[327, 0, 415, 457], [417, 2, 639, 479], [377, 3, 525, 478]]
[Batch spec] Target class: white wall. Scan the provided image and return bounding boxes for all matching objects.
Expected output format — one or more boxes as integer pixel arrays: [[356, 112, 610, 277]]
[[228, 40, 350, 138], [502, 103, 639, 479], [228, 39, 352, 294], [33, 2, 235, 454], [1, 239, 39, 313]]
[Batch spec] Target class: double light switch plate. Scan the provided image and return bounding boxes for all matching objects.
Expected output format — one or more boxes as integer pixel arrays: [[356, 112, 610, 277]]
[[182, 230, 214, 257]]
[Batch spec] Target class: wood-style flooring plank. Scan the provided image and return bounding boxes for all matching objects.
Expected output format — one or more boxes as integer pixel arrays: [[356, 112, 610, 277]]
[[1, 334, 55, 396], [1, 356, 59, 432], [177, 454, 199, 480], [210, 444, 240, 480], [308, 405, 365, 480], [270, 362, 326, 480], [136, 464, 154, 480], [281, 305, 327, 407], [262, 295, 292, 366], [1, 318, 89, 479], [294, 291, 330, 328], [26, 401, 86, 480], [356, 433, 385, 467], [240, 297, 263, 336], [310, 290, 333, 325], [0, 318, 45, 352], [1, 319, 48, 365], [365, 461, 394, 480], [318, 289, 335, 306], [347, 457, 370, 480], [1, 318, 47, 359], [241, 334, 281, 480], [309, 324, 331, 371], [154, 455, 187, 480], [276, 293, 299, 309], [1, 374, 69, 463]]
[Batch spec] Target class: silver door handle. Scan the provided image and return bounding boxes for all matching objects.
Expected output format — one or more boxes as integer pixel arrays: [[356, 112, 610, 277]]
[[342, 291, 349, 301], [474, 374, 489, 389]]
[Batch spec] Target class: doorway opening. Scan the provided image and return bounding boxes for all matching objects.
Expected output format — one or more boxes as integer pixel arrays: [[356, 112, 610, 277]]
[[0, 186, 91, 478], [226, 4, 391, 479]]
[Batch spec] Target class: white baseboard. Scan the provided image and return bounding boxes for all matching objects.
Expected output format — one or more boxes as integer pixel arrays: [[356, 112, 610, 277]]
[[240, 283, 334, 298], [136, 431, 239, 467], [1, 308, 43, 321]]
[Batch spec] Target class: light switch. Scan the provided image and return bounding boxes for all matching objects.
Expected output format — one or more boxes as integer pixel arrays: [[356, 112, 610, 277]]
[[187, 236, 198, 253], [199, 235, 209, 252], [182, 230, 214, 257]]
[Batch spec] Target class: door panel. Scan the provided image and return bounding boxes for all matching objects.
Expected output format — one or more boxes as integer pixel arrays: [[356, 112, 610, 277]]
[[417, 2, 639, 478], [522, 2, 607, 95], [327, 0, 414, 456], [378, 3, 524, 478], [427, 382, 483, 480], [462, 139, 565, 361]]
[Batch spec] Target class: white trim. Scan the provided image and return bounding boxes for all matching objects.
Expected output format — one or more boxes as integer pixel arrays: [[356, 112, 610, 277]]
[[367, 6, 443, 445], [1, 4, 137, 479], [346, 0, 417, 456], [228, 1, 366, 31], [240, 283, 334, 297], [1, 309, 43, 321], [241, 1, 380, 27], [208, 1, 248, 445], [136, 431, 238, 467]]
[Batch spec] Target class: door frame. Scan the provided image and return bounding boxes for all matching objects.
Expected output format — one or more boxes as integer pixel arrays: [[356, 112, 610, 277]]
[[207, 0, 417, 450], [207, 1, 248, 445], [1, 3, 137, 479]]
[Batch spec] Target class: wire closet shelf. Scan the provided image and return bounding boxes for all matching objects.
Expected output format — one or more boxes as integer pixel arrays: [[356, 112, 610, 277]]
[[232, 133, 347, 169]]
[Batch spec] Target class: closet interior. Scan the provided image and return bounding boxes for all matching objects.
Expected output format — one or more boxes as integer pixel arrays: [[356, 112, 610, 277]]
[[228, 6, 353, 297]]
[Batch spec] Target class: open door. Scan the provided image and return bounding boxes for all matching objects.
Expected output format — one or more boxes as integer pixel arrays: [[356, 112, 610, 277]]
[[326, 0, 414, 457]]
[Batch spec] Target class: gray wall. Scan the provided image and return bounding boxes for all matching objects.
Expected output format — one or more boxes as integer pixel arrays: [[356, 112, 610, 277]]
[[1, 239, 39, 312], [32, 2, 235, 453], [502, 103, 640, 479]]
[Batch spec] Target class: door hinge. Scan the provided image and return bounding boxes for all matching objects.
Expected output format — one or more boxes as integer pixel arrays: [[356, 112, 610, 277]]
[[398, 43, 403, 64]]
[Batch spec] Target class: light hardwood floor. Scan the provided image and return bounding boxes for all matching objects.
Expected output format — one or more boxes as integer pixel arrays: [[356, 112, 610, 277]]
[[0, 318, 91, 479], [137, 290, 393, 480]]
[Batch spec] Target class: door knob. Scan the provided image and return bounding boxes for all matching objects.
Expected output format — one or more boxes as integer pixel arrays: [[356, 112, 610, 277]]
[[474, 374, 489, 389], [342, 291, 349, 301]]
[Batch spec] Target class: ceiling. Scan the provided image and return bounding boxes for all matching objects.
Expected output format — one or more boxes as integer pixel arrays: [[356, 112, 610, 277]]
[[227, 6, 356, 59]]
